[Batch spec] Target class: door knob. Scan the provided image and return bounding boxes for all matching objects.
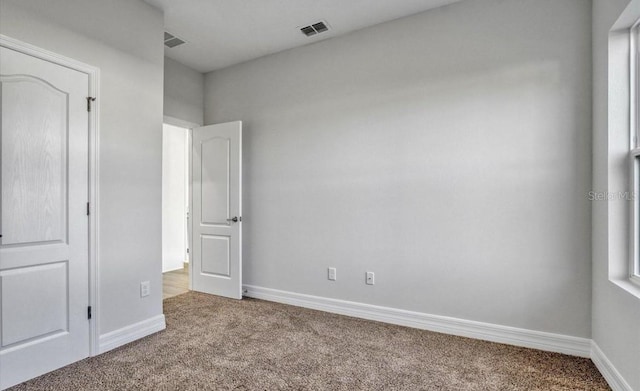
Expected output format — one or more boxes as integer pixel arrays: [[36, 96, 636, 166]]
[[226, 216, 241, 223]]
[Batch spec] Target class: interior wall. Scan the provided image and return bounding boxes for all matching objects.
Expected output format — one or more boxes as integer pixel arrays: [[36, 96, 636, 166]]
[[0, 0, 165, 335], [204, 0, 593, 338], [592, 0, 640, 389], [162, 124, 188, 272], [164, 57, 204, 126]]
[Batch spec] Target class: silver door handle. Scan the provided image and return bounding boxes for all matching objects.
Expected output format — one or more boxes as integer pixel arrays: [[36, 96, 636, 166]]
[[226, 216, 241, 223]]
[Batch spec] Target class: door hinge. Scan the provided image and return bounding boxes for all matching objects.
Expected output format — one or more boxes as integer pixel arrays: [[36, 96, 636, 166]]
[[88, 306, 92, 320], [87, 97, 96, 112], [87, 202, 90, 216]]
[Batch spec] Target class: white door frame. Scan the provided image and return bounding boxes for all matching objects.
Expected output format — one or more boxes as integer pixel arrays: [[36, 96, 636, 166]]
[[0, 35, 101, 356]]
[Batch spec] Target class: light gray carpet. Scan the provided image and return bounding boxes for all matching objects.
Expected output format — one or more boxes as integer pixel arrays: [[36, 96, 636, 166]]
[[11, 292, 609, 390]]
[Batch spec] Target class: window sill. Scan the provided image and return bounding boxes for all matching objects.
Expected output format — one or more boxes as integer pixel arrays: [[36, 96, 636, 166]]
[[612, 277, 640, 300]]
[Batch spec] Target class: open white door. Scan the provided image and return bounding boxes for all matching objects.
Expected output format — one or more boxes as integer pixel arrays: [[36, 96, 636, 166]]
[[191, 121, 242, 299], [0, 46, 90, 388]]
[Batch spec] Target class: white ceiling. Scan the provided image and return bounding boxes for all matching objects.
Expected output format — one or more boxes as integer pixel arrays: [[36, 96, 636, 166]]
[[144, 0, 462, 73]]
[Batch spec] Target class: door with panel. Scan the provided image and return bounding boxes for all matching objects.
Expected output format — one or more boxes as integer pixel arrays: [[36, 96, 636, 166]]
[[191, 121, 242, 299], [0, 46, 90, 389]]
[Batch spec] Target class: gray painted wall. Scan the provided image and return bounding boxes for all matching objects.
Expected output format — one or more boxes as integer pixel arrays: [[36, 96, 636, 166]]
[[592, 0, 640, 389], [164, 57, 204, 126], [205, 0, 593, 338], [0, 0, 165, 335]]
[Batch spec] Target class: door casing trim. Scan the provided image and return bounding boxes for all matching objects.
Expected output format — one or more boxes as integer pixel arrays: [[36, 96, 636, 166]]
[[0, 34, 101, 357]]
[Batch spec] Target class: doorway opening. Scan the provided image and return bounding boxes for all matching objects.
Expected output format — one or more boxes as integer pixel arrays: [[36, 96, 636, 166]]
[[162, 123, 190, 299], [162, 120, 243, 300]]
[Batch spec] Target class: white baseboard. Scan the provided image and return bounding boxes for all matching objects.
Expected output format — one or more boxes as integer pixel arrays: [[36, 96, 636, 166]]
[[591, 342, 634, 391], [98, 314, 166, 354], [243, 285, 591, 358]]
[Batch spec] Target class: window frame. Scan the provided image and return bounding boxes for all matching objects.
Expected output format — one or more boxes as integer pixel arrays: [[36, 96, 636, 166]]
[[630, 21, 640, 285], [631, 152, 640, 284]]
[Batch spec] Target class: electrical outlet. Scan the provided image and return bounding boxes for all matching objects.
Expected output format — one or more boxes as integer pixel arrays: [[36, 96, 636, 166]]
[[140, 281, 150, 297], [328, 267, 337, 281], [366, 272, 375, 285]]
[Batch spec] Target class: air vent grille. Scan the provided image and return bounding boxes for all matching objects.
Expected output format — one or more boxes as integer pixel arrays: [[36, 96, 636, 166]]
[[300, 21, 330, 37], [312, 22, 328, 33], [164, 32, 186, 48]]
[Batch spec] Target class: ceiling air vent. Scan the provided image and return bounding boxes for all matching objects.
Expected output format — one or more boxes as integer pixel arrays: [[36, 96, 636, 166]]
[[300, 21, 330, 37], [164, 32, 186, 48]]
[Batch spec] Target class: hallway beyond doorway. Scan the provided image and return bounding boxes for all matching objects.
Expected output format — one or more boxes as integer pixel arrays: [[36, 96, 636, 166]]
[[163, 263, 189, 300]]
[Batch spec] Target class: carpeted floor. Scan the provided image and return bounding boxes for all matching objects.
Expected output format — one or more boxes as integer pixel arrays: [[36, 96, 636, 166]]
[[11, 292, 609, 390]]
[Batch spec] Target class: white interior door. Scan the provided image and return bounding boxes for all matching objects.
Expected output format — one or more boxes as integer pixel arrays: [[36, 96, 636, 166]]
[[191, 121, 242, 299], [0, 46, 90, 389]]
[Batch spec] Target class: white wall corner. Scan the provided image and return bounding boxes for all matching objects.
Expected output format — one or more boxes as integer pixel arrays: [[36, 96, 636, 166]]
[[98, 315, 166, 354], [242, 285, 591, 358], [591, 342, 635, 391]]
